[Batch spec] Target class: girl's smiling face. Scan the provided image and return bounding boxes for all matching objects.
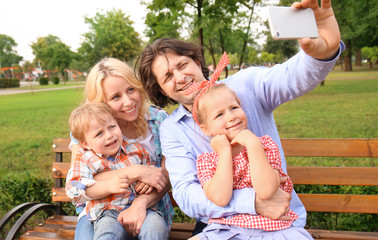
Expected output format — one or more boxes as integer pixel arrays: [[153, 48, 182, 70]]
[[199, 87, 247, 141]]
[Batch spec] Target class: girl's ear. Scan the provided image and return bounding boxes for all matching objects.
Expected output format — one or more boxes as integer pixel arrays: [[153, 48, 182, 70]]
[[200, 124, 211, 136]]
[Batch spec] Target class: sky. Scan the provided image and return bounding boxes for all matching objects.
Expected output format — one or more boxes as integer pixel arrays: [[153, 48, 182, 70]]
[[1, 0, 279, 64], [0, 0, 148, 63]]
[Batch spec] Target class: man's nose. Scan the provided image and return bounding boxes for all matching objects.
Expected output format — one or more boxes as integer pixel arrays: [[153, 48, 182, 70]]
[[172, 69, 185, 84]]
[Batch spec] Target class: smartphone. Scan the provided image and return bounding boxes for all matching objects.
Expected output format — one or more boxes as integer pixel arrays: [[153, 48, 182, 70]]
[[267, 6, 318, 40]]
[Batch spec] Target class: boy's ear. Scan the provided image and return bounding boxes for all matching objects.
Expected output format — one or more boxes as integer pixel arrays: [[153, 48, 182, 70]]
[[81, 141, 91, 151], [200, 124, 211, 136]]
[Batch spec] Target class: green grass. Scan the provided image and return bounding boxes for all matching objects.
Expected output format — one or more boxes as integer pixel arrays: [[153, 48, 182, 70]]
[[0, 88, 83, 177], [0, 67, 377, 177]]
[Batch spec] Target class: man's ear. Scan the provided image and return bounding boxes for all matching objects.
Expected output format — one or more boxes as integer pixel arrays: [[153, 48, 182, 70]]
[[200, 124, 211, 136], [160, 88, 168, 97]]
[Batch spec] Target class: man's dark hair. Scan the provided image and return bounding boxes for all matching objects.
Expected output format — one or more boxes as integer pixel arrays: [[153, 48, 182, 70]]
[[136, 38, 209, 108]]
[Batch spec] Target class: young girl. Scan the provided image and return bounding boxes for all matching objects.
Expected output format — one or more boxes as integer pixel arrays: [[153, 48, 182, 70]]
[[191, 83, 313, 239], [68, 58, 174, 240]]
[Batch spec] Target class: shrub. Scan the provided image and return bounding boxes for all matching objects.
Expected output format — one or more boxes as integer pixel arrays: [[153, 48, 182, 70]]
[[0, 78, 20, 88], [52, 76, 60, 85], [39, 77, 49, 85]]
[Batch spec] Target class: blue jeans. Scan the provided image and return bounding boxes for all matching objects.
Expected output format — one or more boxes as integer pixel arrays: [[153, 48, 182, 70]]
[[74, 215, 94, 240], [76, 209, 169, 240]]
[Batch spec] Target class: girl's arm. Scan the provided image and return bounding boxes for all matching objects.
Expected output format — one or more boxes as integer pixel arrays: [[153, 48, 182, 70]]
[[201, 135, 233, 207], [232, 130, 280, 200]]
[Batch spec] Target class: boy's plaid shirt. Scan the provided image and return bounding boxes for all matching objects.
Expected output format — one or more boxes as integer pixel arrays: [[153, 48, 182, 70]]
[[65, 138, 151, 221]]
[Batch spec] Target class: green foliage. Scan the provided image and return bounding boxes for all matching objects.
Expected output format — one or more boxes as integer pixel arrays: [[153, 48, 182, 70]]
[[362, 46, 378, 64], [39, 77, 49, 85], [52, 76, 60, 85], [144, 9, 181, 43], [79, 9, 142, 66], [0, 34, 23, 67], [0, 173, 53, 216], [0, 78, 19, 88], [31, 35, 73, 77]]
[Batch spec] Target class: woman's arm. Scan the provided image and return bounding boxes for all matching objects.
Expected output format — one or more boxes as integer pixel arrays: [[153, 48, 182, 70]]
[[70, 144, 82, 168], [232, 130, 280, 200], [201, 135, 233, 207]]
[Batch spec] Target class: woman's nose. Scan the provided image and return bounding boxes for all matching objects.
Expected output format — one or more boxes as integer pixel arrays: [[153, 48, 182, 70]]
[[122, 96, 132, 107]]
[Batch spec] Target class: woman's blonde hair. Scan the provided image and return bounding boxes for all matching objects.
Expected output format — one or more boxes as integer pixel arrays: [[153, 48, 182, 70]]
[[84, 57, 149, 137]]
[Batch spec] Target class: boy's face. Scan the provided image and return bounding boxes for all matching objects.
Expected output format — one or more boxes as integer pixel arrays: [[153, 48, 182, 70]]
[[200, 88, 248, 141], [82, 114, 123, 156], [151, 51, 206, 111]]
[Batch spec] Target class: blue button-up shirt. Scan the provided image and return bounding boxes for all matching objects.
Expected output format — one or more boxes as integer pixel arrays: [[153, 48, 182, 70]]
[[160, 43, 345, 227]]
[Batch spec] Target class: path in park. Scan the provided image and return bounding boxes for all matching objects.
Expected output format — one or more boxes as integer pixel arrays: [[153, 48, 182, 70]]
[[0, 81, 85, 96]]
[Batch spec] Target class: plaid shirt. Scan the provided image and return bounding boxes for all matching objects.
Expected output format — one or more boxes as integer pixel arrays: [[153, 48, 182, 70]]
[[146, 105, 175, 228], [66, 138, 151, 221], [197, 135, 298, 231]]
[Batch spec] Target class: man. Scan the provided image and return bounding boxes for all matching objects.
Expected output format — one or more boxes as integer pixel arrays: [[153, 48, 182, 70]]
[[137, 0, 343, 236]]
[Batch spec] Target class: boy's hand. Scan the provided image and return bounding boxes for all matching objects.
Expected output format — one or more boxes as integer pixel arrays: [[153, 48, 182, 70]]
[[210, 134, 231, 154], [135, 181, 153, 194], [108, 174, 129, 194]]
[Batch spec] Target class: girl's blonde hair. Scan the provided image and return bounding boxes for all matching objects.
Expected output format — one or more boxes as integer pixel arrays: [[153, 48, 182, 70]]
[[84, 57, 149, 137], [69, 102, 115, 143]]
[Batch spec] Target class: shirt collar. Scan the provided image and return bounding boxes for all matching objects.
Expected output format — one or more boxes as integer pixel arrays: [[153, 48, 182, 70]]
[[173, 103, 193, 122]]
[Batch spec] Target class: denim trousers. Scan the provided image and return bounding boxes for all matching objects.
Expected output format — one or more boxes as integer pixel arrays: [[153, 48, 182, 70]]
[[75, 209, 169, 240]]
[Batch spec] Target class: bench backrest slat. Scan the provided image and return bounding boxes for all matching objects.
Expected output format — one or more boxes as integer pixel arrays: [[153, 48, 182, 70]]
[[52, 138, 378, 214], [281, 138, 378, 157]]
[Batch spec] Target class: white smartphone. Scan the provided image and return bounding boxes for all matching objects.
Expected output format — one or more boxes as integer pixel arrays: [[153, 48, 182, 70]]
[[267, 6, 318, 40]]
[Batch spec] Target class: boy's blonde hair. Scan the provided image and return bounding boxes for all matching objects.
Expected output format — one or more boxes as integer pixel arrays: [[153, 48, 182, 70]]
[[69, 102, 115, 143], [84, 57, 149, 137], [196, 83, 241, 125]]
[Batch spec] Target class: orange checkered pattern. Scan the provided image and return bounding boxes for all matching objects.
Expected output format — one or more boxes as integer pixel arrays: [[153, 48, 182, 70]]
[[66, 138, 151, 221]]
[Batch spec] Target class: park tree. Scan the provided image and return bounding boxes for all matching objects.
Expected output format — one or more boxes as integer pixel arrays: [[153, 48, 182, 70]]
[[79, 9, 142, 66], [31, 35, 73, 81], [333, 0, 378, 71], [361, 46, 378, 70], [144, 8, 181, 43], [143, 0, 266, 64], [0, 34, 23, 68]]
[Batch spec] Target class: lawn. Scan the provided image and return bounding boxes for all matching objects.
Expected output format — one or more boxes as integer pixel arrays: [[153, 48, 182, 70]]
[[0, 67, 377, 177]]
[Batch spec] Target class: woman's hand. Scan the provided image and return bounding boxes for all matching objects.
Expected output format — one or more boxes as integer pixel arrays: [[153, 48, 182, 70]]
[[293, 0, 341, 60], [135, 181, 153, 194], [132, 165, 168, 192]]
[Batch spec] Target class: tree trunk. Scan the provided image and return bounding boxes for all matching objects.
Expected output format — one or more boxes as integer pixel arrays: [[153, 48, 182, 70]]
[[344, 39, 353, 71], [355, 50, 362, 66], [238, 3, 255, 71], [197, 0, 204, 56], [219, 31, 228, 78]]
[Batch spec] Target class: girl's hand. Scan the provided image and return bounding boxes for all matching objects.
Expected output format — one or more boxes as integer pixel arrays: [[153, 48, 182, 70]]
[[231, 129, 257, 147], [210, 134, 231, 154], [135, 181, 153, 194]]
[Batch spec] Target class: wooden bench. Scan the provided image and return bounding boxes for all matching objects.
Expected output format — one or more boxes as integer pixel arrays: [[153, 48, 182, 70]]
[[2, 138, 377, 240]]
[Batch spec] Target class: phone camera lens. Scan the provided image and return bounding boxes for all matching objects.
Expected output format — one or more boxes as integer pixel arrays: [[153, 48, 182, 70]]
[[275, 31, 280, 37]]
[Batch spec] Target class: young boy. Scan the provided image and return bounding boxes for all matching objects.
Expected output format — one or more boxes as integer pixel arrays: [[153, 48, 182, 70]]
[[65, 102, 153, 240]]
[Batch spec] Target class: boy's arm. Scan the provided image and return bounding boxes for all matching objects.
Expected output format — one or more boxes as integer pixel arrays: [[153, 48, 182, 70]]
[[85, 173, 130, 199], [200, 135, 233, 207], [232, 130, 280, 200]]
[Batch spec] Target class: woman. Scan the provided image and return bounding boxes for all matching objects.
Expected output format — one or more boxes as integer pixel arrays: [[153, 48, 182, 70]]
[[69, 57, 174, 240]]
